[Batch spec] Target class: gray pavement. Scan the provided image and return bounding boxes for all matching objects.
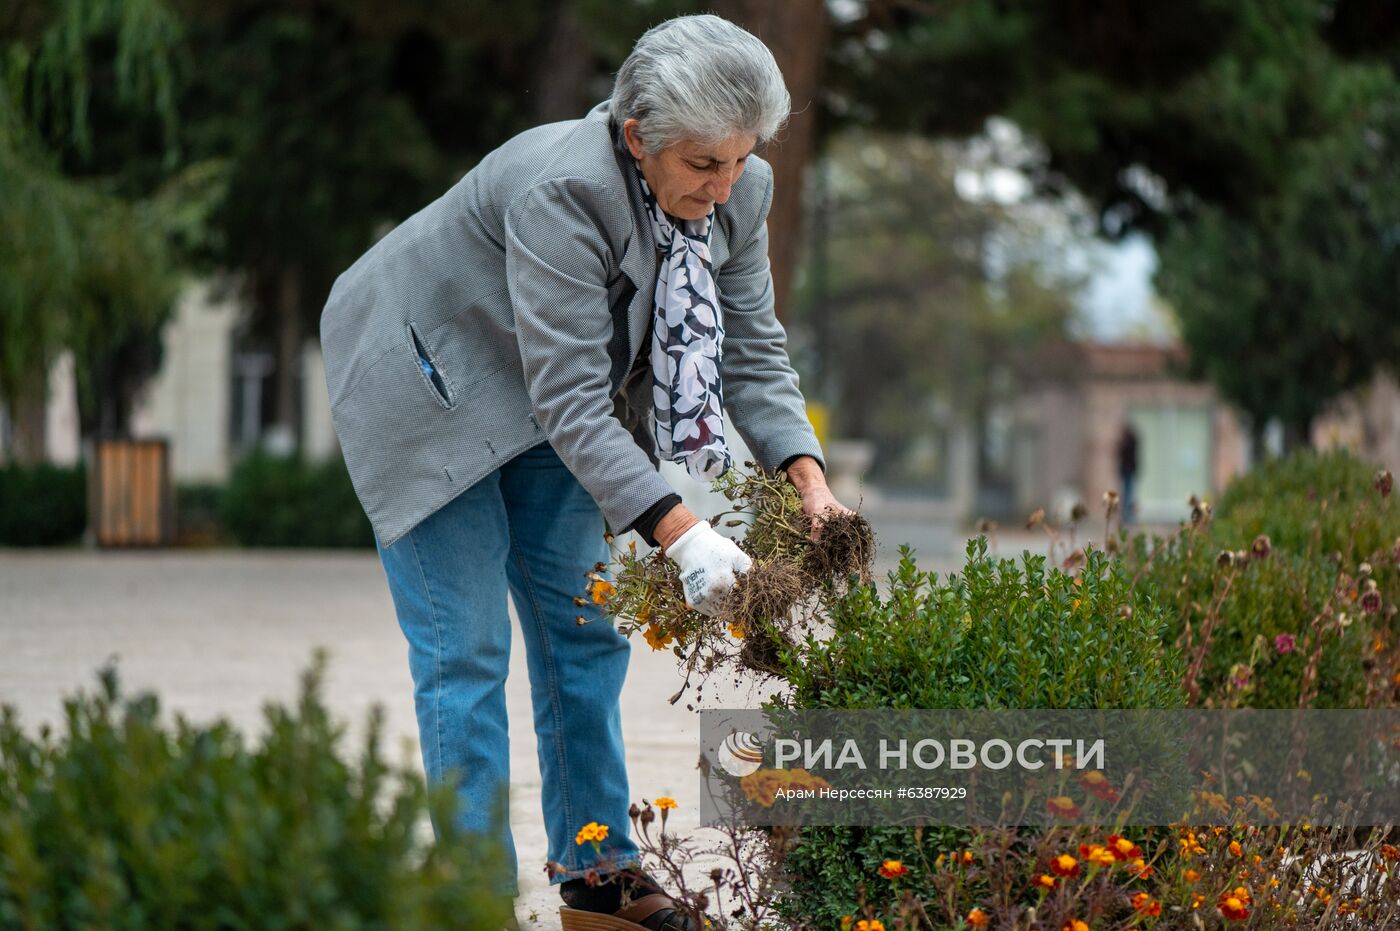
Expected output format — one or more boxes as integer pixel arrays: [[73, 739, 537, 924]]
[[0, 525, 1057, 926]]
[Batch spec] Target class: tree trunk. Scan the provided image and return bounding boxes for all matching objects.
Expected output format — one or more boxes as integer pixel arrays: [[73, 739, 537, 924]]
[[533, 1, 595, 124], [1283, 417, 1312, 455], [7, 368, 48, 466], [270, 268, 304, 448], [711, 0, 829, 322]]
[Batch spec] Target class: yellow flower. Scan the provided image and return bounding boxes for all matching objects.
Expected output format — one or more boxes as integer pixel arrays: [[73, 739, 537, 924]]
[[643, 622, 674, 651], [855, 921, 885, 931], [654, 796, 678, 811], [588, 579, 616, 604], [574, 821, 609, 845], [728, 622, 745, 639]]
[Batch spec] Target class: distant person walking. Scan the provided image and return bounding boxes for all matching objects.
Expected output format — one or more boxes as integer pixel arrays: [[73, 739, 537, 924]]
[[319, 13, 850, 931], [1117, 423, 1139, 525]]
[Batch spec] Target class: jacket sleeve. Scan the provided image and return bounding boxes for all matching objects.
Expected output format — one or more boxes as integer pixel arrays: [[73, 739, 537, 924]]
[[505, 178, 678, 533], [717, 166, 826, 475]]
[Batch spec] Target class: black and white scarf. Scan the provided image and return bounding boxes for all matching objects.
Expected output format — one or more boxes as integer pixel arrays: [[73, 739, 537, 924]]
[[634, 162, 733, 482]]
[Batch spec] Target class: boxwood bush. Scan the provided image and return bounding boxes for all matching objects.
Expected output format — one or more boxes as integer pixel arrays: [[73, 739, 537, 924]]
[[0, 653, 513, 929], [773, 540, 1185, 927], [0, 462, 86, 546], [222, 452, 374, 548]]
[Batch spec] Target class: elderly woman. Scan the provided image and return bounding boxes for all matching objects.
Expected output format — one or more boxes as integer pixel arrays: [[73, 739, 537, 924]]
[[320, 13, 850, 929]]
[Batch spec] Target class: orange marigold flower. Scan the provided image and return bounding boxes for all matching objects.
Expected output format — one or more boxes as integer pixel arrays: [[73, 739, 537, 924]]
[[654, 796, 677, 811], [1218, 895, 1250, 920], [1078, 843, 1116, 867], [1130, 892, 1161, 917], [840, 918, 854, 931], [728, 622, 745, 639], [1191, 893, 1205, 909], [1078, 770, 1121, 801], [855, 921, 885, 931], [1184, 869, 1202, 883], [1046, 795, 1081, 819], [878, 860, 910, 879], [961, 850, 975, 864], [1062, 920, 1089, 931], [1128, 858, 1152, 878], [1051, 853, 1080, 877], [589, 579, 615, 604], [1033, 873, 1058, 891], [574, 821, 608, 845], [967, 908, 990, 928], [1107, 834, 1143, 861], [1380, 844, 1400, 862], [1229, 840, 1243, 857], [643, 622, 674, 651]]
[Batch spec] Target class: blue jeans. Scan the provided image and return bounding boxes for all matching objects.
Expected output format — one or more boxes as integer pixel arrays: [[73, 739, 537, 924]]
[[375, 440, 642, 897]]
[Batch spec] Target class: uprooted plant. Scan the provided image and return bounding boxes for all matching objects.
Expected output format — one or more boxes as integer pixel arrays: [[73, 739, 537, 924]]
[[586, 462, 875, 702]]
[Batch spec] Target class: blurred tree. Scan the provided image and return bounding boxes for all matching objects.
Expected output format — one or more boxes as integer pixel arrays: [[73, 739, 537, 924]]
[[794, 131, 1080, 488], [0, 0, 183, 458], [1156, 70, 1400, 454]]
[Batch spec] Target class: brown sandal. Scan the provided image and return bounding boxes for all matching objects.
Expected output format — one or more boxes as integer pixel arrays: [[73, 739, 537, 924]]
[[560, 893, 705, 931]]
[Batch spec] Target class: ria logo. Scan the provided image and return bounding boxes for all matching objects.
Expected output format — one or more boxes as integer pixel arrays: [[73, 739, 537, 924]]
[[716, 730, 765, 777]]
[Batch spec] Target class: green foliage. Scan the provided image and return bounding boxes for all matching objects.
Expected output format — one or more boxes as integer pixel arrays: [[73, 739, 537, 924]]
[[221, 452, 373, 548], [774, 540, 1184, 927], [0, 654, 514, 929], [1156, 78, 1400, 437], [0, 0, 183, 433], [1126, 449, 1399, 708], [174, 482, 226, 545], [782, 539, 1184, 711], [0, 462, 86, 546]]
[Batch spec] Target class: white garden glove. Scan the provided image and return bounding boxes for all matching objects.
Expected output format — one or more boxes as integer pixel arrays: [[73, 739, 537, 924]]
[[664, 520, 752, 617]]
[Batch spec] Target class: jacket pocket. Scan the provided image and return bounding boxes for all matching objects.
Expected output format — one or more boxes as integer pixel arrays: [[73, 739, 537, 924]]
[[407, 321, 458, 410]]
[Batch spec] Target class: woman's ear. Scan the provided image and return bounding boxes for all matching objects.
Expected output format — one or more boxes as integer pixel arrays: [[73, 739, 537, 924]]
[[622, 118, 647, 160]]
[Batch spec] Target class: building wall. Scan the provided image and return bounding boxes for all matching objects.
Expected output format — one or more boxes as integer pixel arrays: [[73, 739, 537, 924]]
[[130, 282, 240, 483]]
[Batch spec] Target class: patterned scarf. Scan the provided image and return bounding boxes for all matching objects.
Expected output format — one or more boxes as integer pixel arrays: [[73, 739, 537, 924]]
[[634, 161, 733, 481]]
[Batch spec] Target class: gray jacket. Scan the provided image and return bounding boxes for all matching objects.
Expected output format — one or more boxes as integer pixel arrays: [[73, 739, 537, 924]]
[[319, 99, 824, 548]]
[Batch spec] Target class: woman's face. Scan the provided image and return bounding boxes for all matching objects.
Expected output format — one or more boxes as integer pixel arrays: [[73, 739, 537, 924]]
[[623, 118, 756, 222]]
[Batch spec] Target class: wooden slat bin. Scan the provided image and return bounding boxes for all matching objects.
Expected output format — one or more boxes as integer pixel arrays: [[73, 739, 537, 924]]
[[89, 438, 174, 547]]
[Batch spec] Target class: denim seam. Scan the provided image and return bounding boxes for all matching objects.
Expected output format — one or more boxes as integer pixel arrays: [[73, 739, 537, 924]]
[[406, 529, 445, 781], [502, 506, 577, 870]]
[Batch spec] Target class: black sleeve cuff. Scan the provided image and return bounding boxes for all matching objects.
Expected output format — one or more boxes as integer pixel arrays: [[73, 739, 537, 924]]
[[628, 493, 683, 548]]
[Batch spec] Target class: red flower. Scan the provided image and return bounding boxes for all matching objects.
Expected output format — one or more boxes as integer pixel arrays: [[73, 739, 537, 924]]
[[1045, 795, 1081, 819], [1218, 894, 1250, 920], [1077, 770, 1121, 802], [1130, 891, 1162, 917], [1107, 834, 1143, 861], [878, 859, 909, 879], [1050, 853, 1080, 878]]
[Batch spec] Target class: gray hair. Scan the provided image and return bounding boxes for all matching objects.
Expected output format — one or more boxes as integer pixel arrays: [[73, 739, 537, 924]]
[[611, 14, 791, 154]]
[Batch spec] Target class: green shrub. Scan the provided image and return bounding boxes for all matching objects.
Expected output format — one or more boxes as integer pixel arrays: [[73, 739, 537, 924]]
[[175, 482, 227, 545], [222, 452, 373, 548], [0, 653, 513, 929], [782, 539, 1184, 711], [775, 540, 1185, 927], [1126, 449, 1398, 708], [0, 462, 86, 546]]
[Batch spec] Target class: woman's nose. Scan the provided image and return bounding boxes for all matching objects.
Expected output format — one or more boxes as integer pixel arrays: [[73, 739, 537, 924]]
[[706, 168, 738, 203]]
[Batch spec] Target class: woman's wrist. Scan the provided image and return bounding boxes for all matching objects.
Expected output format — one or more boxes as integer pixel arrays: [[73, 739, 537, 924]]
[[655, 503, 702, 552], [783, 455, 827, 494]]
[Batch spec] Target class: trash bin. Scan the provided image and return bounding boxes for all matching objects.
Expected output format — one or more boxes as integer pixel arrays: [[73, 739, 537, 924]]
[[89, 438, 174, 547]]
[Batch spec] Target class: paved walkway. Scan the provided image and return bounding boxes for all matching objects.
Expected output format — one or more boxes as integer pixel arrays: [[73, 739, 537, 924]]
[[0, 527, 1061, 925]]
